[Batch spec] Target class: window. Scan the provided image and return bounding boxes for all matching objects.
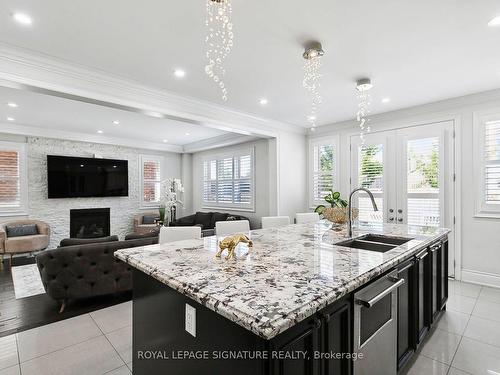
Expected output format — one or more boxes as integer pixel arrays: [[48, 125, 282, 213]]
[[202, 149, 254, 211], [406, 137, 440, 227], [357, 143, 384, 223], [140, 155, 162, 208], [0, 141, 27, 216], [309, 138, 338, 207], [474, 111, 500, 217]]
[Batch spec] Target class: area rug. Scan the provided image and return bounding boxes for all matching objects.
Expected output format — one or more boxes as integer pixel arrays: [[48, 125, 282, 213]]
[[11, 264, 46, 299]]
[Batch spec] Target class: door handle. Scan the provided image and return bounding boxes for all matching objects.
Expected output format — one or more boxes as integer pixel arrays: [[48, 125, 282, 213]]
[[416, 250, 428, 260], [355, 277, 405, 308]]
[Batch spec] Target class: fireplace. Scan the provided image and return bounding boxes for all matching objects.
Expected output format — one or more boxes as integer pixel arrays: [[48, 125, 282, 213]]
[[70, 208, 110, 238]]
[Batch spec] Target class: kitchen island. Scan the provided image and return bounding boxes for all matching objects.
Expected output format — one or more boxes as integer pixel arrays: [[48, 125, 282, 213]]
[[115, 221, 450, 375]]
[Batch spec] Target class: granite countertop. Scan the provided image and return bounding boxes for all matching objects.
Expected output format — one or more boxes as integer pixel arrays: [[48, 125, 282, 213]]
[[115, 221, 450, 339]]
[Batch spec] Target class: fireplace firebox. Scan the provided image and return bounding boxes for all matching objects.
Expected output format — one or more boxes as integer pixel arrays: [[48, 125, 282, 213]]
[[70, 208, 110, 238]]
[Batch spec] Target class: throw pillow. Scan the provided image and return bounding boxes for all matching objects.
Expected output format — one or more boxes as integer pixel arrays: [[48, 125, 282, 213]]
[[6, 224, 38, 238], [142, 215, 159, 225]]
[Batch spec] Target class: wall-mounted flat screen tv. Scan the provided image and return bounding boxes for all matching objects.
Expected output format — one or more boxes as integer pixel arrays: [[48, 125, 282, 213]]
[[47, 155, 129, 198]]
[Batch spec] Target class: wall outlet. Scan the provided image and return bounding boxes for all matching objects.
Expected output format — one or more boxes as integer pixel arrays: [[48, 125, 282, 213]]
[[185, 304, 196, 337]]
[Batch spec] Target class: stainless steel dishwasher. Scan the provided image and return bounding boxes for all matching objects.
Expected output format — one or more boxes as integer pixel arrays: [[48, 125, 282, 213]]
[[353, 270, 404, 375]]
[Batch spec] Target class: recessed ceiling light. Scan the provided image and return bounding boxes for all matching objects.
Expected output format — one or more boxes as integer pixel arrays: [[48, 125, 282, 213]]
[[7, 102, 18, 108], [13, 13, 33, 26], [185, 132, 190, 136], [163, 139, 168, 143], [97, 130, 103, 134], [259, 98, 268, 105], [488, 15, 500, 27], [174, 69, 186, 78], [308, 115, 317, 121], [112, 120, 120, 125], [381, 97, 391, 103], [80, 164, 84, 167], [6, 117, 15, 121]]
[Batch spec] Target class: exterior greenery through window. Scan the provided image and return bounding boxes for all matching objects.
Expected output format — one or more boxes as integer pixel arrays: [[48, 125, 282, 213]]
[[312, 144, 335, 202]]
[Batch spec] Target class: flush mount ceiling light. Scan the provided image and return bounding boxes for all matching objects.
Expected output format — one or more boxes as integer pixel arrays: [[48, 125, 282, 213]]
[[6, 117, 15, 121], [112, 120, 120, 125], [163, 139, 168, 143], [97, 130, 103, 134], [185, 132, 191, 136], [381, 97, 391, 104], [356, 78, 373, 143], [7, 102, 18, 108], [259, 98, 268, 105], [173, 69, 186, 78], [204, 0, 234, 102], [303, 41, 324, 131], [488, 15, 500, 27], [13, 13, 32, 25], [356, 78, 373, 92]]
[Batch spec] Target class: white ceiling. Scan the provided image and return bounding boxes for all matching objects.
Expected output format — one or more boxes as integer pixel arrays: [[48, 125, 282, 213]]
[[0, 86, 228, 146], [1, 0, 500, 127]]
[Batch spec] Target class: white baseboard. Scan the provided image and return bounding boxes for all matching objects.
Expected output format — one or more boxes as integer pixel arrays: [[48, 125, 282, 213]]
[[461, 269, 500, 288]]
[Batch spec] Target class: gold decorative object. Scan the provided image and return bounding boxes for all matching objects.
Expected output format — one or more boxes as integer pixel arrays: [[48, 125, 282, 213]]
[[322, 207, 359, 225], [216, 234, 253, 260]]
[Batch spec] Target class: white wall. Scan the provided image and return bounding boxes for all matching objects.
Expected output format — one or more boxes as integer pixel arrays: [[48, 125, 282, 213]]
[[191, 139, 271, 228], [277, 131, 308, 221], [0, 134, 181, 248], [180, 153, 193, 217], [311, 88, 500, 287]]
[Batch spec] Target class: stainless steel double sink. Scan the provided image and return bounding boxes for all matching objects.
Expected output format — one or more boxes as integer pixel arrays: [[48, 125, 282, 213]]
[[335, 234, 413, 253]]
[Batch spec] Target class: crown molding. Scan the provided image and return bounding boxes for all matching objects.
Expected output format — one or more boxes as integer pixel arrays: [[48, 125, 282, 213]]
[[0, 43, 306, 138], [183, 133, 262, 153], [0, 122, 183, 153], [312, 87, 500, 136]]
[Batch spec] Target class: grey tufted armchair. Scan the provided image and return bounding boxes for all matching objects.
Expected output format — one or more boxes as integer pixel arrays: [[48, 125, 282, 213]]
[[36, 236, 157, 313]]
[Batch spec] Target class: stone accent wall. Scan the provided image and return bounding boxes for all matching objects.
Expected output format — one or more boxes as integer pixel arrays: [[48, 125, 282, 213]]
[[27, 137, 179, 248]]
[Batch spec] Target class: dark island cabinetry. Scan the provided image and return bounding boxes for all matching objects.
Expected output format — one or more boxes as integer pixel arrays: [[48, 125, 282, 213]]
[[131, 237, 448, 375]]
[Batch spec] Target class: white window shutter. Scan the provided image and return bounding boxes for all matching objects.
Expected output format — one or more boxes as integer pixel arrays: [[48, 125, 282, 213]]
[[0, 150, 21, 209], [312, 144, 335, 201], [485, 120, 500, 204], [202, 150, 254, 210]]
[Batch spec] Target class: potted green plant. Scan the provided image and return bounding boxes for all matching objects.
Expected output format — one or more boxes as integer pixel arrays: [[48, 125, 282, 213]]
[[314, 190, 356, 224]]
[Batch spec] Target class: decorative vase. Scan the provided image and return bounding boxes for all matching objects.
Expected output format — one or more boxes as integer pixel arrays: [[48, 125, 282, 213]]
[[171, 206, 177, 223], [322, 207, 359, 225]]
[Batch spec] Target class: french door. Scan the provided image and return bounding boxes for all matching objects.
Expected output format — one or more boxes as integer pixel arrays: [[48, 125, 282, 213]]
[[350, 121, 455, 276]]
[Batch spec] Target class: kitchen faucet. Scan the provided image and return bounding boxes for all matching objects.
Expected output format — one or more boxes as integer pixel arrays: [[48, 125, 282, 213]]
[[348, 188, 378, 238]]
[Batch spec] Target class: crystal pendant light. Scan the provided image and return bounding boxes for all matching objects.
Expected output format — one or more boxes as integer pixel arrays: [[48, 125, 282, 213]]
[[356, 78, 373, 143], [303, 42, 324, 131], [205, 0, 234, 101]]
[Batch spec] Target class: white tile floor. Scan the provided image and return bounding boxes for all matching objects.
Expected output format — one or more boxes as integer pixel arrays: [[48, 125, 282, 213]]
[[0, 281, 500, 374], [0, 301, 132, 375], [406, 280, 500, 375]]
